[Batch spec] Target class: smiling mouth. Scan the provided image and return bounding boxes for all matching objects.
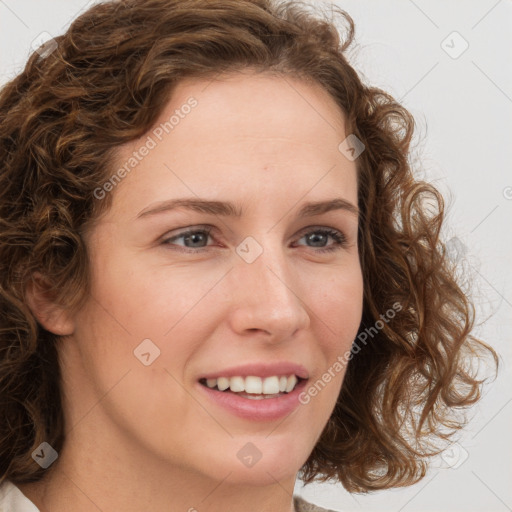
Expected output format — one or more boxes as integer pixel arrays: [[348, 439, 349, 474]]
[[198, 374, 304, 399]]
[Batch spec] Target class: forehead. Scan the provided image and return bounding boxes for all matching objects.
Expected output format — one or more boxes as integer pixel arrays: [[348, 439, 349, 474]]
[[168, 70, 347, 142], [105, 71, 357, 221]]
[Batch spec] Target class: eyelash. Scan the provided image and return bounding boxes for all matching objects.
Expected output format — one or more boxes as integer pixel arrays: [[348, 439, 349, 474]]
[[161, 226, 347, 254]]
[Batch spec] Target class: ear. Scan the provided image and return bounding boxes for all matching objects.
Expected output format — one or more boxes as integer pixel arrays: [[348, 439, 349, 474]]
[[25, 272, 75, 336]]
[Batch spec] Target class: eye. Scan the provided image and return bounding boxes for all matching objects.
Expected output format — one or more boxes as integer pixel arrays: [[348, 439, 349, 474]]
[[162, 226, 215, 252], [161, 225, 347, 253], [294, 227, 347, 253]]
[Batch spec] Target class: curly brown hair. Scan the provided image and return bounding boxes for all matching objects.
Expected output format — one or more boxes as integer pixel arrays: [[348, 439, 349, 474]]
[[0, 0, 498, 494]]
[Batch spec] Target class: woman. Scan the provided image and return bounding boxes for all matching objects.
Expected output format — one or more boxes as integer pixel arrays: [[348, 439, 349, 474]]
[[0, 1, 498, 511]]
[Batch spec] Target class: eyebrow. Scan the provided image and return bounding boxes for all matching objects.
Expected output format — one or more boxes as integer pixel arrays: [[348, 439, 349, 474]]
[[136, 197, 359, 220]]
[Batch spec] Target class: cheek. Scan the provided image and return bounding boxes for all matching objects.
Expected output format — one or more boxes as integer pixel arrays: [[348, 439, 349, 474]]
[[81, 258, 228, 383], [298, 274, 363, 414], [86, 246, 208, 338], [308, 268, 363, 390], [315, 269, 363, 340]]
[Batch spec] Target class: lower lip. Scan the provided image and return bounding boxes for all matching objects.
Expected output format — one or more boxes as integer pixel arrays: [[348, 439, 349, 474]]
[[197, 380, 308, 421]]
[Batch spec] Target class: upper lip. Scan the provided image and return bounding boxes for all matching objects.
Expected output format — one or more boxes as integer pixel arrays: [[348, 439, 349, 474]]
[[199, 362, 309, 380]]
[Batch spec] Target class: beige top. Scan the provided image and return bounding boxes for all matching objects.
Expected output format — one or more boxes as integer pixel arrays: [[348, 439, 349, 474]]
[[294, 495, 338, 511], [0, 479, 338, 512]]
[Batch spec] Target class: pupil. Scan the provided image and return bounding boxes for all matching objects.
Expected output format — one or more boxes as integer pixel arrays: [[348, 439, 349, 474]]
[[308, 233, 326, 247], [186, 232, 206, 247]]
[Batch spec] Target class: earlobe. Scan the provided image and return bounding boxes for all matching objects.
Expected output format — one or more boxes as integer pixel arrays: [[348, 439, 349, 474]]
[[25, 272, 75, 336]]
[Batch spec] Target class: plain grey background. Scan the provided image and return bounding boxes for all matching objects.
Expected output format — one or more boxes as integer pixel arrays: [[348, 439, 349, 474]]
[[1, 1, 511, 511]]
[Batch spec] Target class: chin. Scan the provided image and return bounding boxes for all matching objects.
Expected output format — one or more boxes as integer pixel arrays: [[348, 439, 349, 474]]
[[207, 437, 310, 485]]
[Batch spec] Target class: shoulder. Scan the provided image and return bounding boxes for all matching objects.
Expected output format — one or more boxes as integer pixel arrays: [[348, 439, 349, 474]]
[[0, 480, 40, 512], [293, 494, 340, 512]]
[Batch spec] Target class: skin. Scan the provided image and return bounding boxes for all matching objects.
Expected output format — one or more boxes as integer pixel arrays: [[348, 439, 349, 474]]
[[21, 71, 363, 512]]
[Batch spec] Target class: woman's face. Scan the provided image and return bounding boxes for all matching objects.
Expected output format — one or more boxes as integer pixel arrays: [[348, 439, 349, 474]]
[[58, 71, 363, 486]]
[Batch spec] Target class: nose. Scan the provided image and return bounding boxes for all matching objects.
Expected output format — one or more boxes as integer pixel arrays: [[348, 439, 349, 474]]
[[227, 241, 311, 342]]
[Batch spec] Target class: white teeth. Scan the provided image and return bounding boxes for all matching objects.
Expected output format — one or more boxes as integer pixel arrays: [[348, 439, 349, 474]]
[[202, 374, 301, 394], [245, 376, 262, 394], [262, 376, 280, 394], [229, 376, 245, 392], [206, 378, 217, 388], [217, 377, 230, 391], [285, 375, 298, 393]]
